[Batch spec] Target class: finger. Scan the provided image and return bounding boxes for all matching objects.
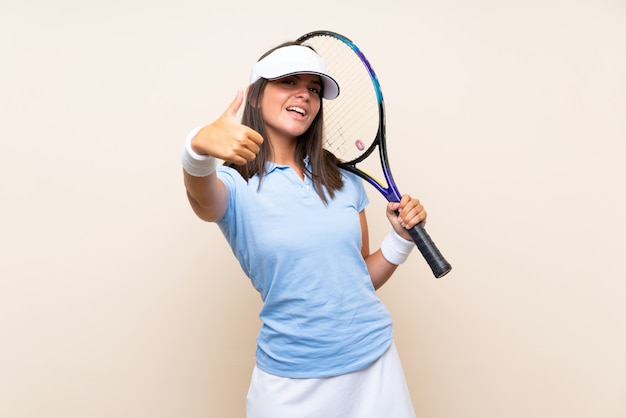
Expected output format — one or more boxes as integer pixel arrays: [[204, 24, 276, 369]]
[[386, 201, 400, 215], [237, 147, 259, 162], [242, 138, 261, 156], [231, 126, 262, 154], [224, 89, 244, 118], [397, 196, 426, 227], [245, 128, 264, 146], [405, 205, 427, 228], [224, 145, 257, 165], [398, 194, 413, 209]]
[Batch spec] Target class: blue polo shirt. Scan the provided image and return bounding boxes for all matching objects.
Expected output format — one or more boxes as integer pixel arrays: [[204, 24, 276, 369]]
[[216, 161, 393, 378]]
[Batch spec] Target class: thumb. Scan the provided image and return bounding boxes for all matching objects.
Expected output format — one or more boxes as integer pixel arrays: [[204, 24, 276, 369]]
[[387, 201, 400, 215], [223, 88, 244, 119]]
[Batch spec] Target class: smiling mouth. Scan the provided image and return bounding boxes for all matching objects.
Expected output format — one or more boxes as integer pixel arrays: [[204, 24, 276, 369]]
[[287, 106, 306, 116]]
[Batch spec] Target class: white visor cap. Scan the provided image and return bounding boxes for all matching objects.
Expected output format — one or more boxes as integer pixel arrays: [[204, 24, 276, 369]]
[[249, 45, 340, 100]]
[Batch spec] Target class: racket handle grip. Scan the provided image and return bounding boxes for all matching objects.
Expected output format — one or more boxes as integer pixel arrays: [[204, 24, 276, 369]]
[[407, 223, 452, 278]]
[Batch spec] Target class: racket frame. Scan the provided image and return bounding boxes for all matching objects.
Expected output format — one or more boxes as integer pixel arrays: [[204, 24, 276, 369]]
[[297, 30, 451, 278]]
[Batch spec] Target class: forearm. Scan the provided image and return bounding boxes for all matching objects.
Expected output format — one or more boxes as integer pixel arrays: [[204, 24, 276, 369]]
[[360, 210, 413, 290], [365, 250, 399, 290], [181, 129, 228, 222], [183, 170, 228, 221], [367, 229, 415, 290]]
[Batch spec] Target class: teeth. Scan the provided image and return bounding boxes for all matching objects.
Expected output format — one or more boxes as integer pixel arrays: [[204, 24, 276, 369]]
[[287, 106, 305, 116]]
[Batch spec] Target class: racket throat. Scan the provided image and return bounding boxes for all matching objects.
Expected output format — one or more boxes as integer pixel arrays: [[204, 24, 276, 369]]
[[339, 165, 401, 202]]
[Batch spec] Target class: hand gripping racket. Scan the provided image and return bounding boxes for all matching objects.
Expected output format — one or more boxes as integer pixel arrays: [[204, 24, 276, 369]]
[[297, 30, 452, 278]]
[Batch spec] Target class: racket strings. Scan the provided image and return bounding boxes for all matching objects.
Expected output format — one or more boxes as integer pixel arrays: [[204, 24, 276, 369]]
[[301, 36, 380, 163]]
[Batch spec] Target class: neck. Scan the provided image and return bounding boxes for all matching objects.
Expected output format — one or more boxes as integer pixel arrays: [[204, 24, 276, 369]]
[[268, 134, 298, 163], [268, 138, 304, 179]]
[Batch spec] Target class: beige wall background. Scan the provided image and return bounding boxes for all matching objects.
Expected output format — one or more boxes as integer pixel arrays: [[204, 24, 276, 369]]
[[1, 0, 625, 417]]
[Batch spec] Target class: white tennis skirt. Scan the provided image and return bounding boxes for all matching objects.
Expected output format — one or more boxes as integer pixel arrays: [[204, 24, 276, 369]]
[[246, 341, 416, 418]]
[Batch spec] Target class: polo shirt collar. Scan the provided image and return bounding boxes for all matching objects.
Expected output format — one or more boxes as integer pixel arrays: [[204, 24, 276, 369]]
[[265, 156, 311, 174]]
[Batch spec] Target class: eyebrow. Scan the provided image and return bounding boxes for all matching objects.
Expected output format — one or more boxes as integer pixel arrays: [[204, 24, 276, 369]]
[[290, 74, 322, 87]]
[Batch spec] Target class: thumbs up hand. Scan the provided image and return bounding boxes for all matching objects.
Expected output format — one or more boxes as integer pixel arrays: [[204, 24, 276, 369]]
[[191, 89, 264, 165]]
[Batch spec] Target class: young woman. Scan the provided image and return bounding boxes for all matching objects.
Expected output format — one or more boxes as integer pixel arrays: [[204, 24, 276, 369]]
[[181, 41, 425, 418]]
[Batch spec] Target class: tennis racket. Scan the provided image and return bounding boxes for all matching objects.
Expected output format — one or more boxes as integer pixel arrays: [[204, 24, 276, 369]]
[[297, 30, 451, 278]]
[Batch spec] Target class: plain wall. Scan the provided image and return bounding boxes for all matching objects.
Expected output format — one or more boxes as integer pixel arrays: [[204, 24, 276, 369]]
[[1, 0, 625, 417]]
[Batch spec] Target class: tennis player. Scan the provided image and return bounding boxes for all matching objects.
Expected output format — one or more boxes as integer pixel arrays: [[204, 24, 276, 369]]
[[181, 41, 425, 418]]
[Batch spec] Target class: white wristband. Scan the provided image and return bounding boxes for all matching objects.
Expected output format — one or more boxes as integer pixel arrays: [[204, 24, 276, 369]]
[[380, 229, 414, 265], [181, 127, 219, 177]]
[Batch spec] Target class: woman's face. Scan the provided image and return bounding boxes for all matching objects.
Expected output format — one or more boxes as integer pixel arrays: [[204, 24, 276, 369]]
[[260, 73, 322, 142]]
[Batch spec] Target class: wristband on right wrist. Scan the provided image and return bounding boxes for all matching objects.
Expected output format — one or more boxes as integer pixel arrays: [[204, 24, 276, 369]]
[[181, 127, 218, 177]]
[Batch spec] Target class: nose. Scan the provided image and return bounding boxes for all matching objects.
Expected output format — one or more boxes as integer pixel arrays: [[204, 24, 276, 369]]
[[294, 85, 310, 100]]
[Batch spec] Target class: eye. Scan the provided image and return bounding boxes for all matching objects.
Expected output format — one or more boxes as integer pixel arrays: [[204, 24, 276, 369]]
[[308, 82, 322, 95]]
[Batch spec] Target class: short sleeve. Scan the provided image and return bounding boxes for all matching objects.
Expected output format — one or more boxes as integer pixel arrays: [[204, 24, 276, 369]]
[[342, 170, 369, 212]]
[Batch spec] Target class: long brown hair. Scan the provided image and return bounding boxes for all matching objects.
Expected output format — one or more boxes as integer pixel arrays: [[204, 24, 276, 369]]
[[224, 42, 344, 204]]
